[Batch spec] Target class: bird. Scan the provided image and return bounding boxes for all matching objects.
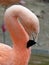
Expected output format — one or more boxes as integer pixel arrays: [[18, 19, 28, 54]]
[[0, 5, 39, 65]]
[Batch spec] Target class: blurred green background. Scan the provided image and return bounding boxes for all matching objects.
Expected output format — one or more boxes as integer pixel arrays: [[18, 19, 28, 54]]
[[0, 0, 49, 65]]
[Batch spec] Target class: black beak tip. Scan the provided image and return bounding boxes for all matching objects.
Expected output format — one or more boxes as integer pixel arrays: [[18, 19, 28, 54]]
[[27, 40, 36, 48]]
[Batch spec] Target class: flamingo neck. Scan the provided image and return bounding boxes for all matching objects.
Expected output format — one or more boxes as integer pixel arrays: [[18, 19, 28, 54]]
[[4, 5, 29, 48]]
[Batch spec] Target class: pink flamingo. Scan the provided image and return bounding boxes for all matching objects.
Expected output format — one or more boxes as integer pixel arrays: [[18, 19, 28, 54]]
[[0, 5, 39, 65]]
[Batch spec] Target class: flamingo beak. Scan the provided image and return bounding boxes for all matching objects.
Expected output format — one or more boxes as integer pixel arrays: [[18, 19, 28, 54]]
[[27, 32, 38, 48], [27, 40, 36, 48]]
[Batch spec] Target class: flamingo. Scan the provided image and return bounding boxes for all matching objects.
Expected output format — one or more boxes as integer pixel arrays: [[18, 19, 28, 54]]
[[0, 5, 39, 65]]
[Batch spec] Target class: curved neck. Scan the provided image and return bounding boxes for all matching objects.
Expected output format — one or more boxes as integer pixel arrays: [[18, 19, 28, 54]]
[[4, 5, 29, 48]]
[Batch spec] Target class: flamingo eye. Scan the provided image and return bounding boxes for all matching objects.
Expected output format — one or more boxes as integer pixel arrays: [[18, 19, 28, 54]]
[[27, 40, 36, 48]]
